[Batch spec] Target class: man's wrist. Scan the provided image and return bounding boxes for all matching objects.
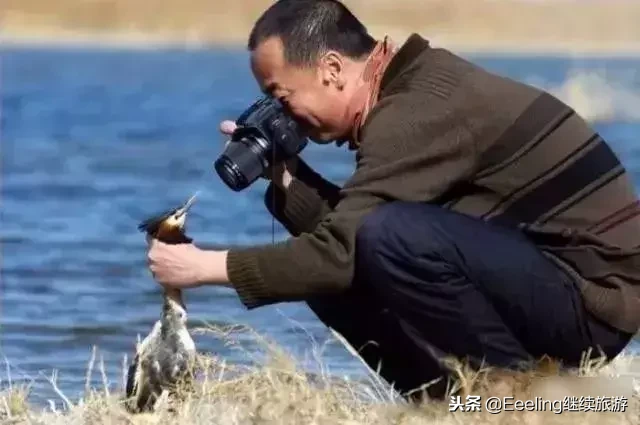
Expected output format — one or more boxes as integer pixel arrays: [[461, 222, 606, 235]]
[[278, 170, 293, 190], [196, 248, 232, 288], [271, 169, 293, 190]]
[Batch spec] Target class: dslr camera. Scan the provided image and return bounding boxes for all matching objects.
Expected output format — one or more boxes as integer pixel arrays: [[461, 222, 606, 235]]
[[214, 96, 309, 191]]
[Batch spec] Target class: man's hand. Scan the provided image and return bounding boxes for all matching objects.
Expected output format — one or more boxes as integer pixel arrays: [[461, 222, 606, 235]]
[[147, 238, 230, 289], [220, 120, 296, 189]]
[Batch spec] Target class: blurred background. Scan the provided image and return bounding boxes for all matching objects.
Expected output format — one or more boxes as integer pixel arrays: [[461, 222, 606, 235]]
[[1, 0, 640, 407]]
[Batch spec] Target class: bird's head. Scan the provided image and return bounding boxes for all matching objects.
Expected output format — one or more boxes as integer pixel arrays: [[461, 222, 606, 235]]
[[138, 192, 199, 243]]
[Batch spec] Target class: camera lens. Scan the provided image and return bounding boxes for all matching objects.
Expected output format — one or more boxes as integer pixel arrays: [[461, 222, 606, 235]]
[[214, 137, 268, 191], [214, 156, 248, 191]]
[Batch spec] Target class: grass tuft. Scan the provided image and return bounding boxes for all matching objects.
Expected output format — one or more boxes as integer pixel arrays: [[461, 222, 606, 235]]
[[2, 323, 638, 425]]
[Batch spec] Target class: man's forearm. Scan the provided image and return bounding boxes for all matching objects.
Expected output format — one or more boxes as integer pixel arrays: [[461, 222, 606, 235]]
[[265, 158, 341, 236], [192, 160, 340, 289]]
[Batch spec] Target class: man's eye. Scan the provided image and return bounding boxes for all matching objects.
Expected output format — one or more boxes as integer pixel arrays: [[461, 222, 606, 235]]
[[276, 95, 289, 106], [281, 99, 294, 113]]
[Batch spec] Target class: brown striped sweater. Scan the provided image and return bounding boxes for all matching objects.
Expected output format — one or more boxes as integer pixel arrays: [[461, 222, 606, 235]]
[[227, 34, 640, 334]]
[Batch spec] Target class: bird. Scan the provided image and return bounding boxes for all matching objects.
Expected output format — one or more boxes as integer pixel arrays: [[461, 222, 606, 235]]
[[124, 193, 199, 413]]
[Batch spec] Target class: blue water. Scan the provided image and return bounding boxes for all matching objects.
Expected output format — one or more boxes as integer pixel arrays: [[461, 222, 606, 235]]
[[1, 45, 639, 407]]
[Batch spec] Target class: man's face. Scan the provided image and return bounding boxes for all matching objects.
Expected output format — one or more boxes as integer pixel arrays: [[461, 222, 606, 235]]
[[250, 37, 354, 144]]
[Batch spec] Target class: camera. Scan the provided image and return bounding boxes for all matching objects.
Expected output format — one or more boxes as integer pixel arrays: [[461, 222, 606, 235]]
[[214, 96, 309, 191]]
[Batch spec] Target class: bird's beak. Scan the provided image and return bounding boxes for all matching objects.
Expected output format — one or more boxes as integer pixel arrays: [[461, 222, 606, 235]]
[[175, 191, 199, 218]]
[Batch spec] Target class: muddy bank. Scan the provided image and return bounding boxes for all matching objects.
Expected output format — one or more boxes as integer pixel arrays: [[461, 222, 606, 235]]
[[2, 0, 640, 54]]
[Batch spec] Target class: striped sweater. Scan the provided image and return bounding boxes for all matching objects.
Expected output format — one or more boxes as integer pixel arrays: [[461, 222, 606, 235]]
[[227, 34, 640, 334]]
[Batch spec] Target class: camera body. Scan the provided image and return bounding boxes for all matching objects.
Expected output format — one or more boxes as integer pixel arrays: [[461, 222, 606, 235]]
[[214, 96, 308, 191]]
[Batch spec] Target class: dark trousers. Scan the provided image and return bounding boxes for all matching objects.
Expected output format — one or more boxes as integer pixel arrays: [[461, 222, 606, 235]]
[[306, 202, 633, 400]]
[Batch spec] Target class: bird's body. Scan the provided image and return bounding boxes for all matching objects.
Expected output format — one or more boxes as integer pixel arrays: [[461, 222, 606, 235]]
[[124, 194, 198, 413]]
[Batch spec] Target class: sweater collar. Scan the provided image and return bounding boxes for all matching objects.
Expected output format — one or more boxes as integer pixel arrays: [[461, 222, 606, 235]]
[[347, 36, 399, 149], [379, 33, 432, 96], [344, 34, 432, 150]]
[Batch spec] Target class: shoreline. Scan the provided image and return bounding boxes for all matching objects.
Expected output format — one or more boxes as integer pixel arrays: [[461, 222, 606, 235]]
[[3, 0, 640, 57], [3, 29, 640, 58]]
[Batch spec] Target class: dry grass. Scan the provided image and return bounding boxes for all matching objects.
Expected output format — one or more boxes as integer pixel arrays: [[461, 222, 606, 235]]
[[2, 0, 640, 53], [1, 324, 638, 425]]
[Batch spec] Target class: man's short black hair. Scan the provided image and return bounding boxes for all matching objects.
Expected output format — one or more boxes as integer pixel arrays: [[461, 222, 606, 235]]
[[248, 0, 377, 67]]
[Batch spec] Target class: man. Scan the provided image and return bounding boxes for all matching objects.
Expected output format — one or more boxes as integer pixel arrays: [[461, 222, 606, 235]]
[[147, 0, 639, 399]]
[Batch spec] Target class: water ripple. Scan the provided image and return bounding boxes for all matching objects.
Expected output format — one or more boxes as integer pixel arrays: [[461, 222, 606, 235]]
[[2, 47, 639, 408]]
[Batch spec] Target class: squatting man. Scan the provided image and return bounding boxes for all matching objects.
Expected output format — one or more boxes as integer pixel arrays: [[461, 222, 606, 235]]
[[146, 0, 639, 400]]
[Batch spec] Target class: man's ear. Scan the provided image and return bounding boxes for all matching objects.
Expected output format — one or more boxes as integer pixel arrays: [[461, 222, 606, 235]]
[[320, 51, 345, 90]]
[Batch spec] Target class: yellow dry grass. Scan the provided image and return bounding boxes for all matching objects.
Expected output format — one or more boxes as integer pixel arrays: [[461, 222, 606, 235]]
[[1, 0, 640, 54], [1, 324, 638, 425]]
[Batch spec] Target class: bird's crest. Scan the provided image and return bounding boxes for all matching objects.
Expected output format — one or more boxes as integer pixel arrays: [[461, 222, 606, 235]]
[[138, 192, 199, 240]]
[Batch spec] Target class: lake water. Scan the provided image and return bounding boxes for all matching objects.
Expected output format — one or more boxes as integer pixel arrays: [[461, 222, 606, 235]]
[[1, 45, 639, 408]]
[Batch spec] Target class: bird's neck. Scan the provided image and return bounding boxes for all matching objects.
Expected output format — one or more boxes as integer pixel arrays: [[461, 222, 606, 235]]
[[163, 288, 186, 315]]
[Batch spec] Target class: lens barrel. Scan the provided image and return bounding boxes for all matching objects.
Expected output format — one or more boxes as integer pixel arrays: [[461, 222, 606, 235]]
[[214, 136, 269, 191], [214, 95, 308, 191]]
